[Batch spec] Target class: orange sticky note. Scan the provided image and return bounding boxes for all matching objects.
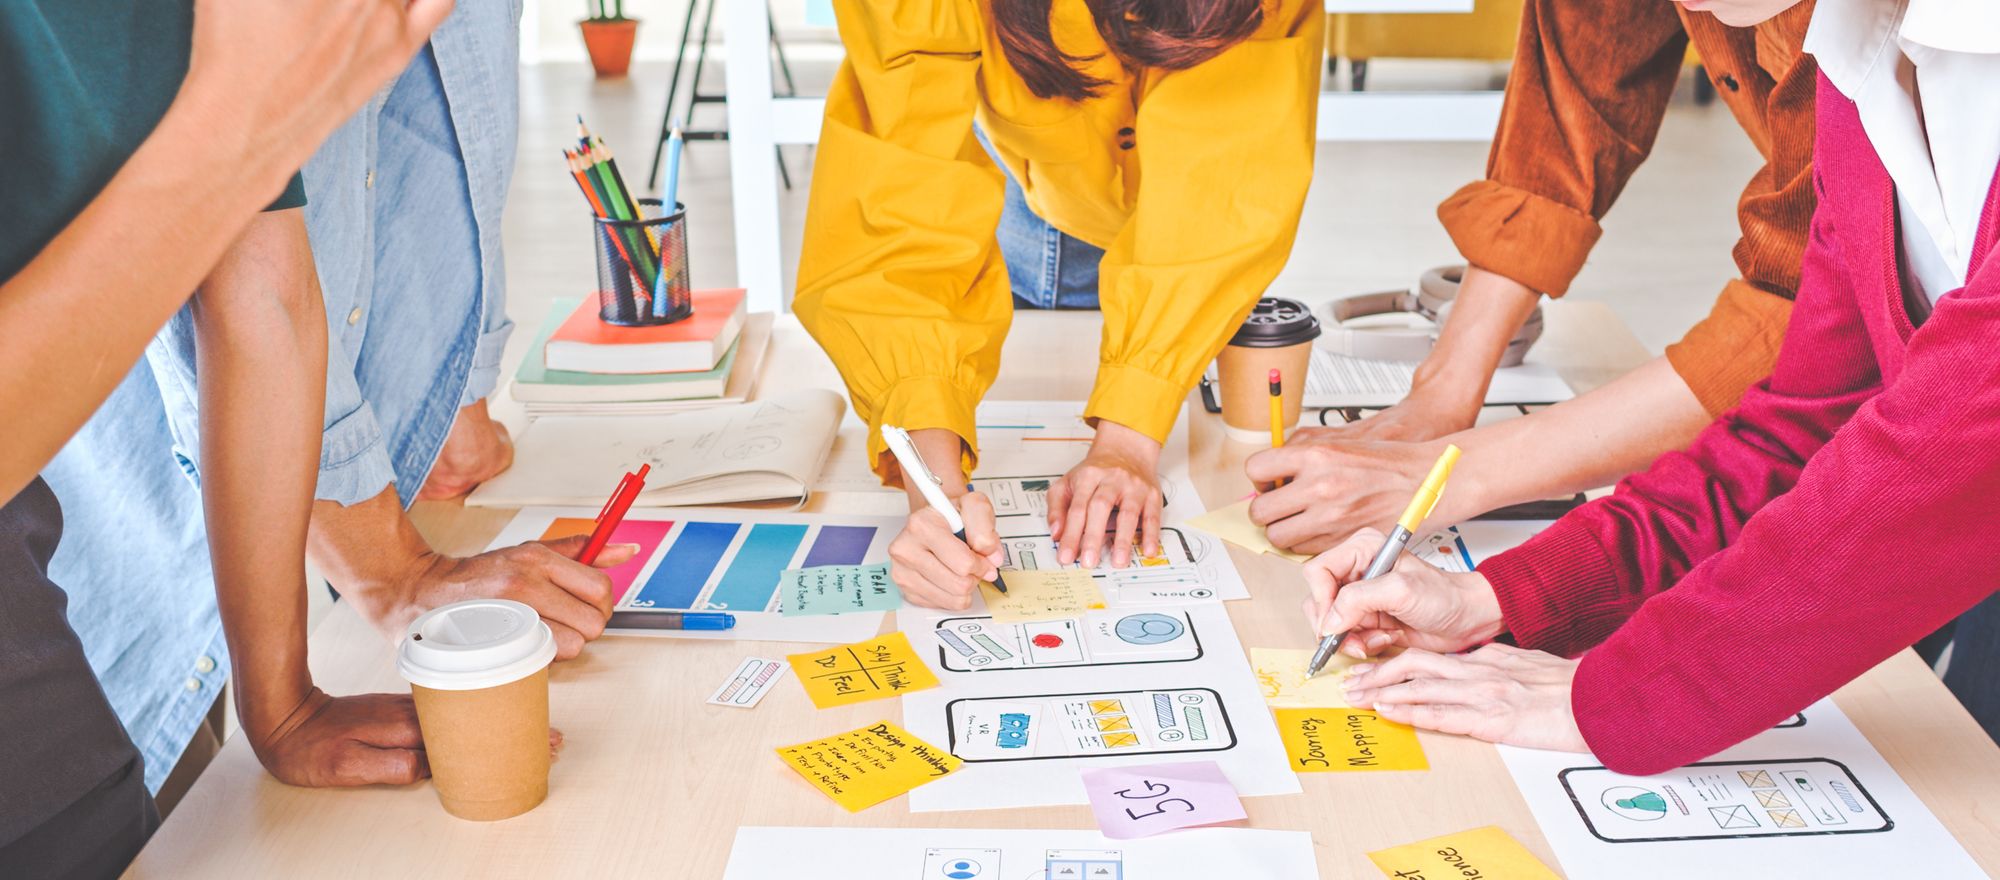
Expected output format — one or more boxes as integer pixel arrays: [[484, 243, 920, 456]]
[[1274, 707, 1428, 772], [1367, 826, 1560, 879], [775, 720, 961, 812], [786, 631, 940, 709]]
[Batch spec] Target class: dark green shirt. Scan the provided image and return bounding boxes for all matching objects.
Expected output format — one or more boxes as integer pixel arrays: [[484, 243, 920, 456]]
[[0, 0, 306, 282]]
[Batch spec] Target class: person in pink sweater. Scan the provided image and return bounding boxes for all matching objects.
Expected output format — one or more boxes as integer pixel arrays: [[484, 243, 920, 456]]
[[1299, 0, 2000, 776]]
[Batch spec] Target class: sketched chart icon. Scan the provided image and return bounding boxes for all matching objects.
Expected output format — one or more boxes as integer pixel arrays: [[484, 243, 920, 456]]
[[1709, 804, 1760, 829]]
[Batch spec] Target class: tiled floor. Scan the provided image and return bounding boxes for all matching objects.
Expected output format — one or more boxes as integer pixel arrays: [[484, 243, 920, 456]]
[[501, 61, 1763, 393]]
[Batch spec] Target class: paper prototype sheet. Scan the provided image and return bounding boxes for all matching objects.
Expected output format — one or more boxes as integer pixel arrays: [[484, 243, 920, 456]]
[[721, 826, 1318, 879], [1367, 826, 1562, 880], [485, 506, 904, 643], [469, 388, 845, 507]]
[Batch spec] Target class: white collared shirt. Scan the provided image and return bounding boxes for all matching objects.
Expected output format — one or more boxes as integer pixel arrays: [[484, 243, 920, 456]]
[[1806, 0, 2000, 302]]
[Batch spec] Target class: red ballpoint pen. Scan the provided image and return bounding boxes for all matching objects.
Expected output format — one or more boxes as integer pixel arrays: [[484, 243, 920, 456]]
[[580, 463, 649, 566]]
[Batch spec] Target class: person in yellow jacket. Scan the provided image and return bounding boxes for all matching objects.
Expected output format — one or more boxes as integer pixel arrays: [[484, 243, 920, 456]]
[[796, 0, 1323, 609]]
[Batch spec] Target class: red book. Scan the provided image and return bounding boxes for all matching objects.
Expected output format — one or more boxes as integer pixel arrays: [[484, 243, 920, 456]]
[[546, 288, 747, 374]]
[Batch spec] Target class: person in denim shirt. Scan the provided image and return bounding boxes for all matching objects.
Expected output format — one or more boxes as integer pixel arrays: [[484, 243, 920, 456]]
[[44, 0, 631, 800]]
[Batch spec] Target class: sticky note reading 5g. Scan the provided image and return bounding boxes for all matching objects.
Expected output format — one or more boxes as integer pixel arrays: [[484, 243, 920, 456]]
[[1274, 707, 1428, 772]]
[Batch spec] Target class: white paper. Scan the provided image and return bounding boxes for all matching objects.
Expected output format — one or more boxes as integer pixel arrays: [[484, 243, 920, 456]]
[[814, 399, 1193, 496], [468, 389, 845, 508], [485, 506, 903, 643], [705, 657, 786, 708], [1300, 347, 1575, 409], [1499, 700, 1983, 879], [900, 600, 1299, 812], [721, 826, 1318, 880]]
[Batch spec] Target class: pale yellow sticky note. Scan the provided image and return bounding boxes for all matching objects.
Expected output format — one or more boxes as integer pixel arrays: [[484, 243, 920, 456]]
[[1367, 826, 1561, 880], [775, 719, 961, 812], [980, 568, 1106, 623], [1250, 647, 1359, 708], [786, 631, 940, 709], [1186, 500, 1310, 562], [1274, 707, 1428, 772]]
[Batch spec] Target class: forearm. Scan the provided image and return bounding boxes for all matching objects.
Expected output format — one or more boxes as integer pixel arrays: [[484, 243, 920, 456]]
[[307, 486, 434, 626], [1404, 266, 1545, 428], [897, 428, 971, 511], [195, 210, 329, 742], [1432, 357, 1710, 523], [0, 96, 297, 499]]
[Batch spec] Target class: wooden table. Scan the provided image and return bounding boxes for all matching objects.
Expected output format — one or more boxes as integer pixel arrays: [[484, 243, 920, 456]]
[[125, 303, 2000, 878]]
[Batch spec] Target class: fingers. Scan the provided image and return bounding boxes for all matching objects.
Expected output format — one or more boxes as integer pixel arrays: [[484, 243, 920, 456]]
[[335, 745, 429, 786], [1078, 491, 1116, 568], [957, 493, 1002, 576], [1139, 492, 1162, 559], [1243, 445, 1304, 486], [1055, 473, 1093, 565], [401, 0, 456, 44], [1342, 649, 1468, 697], [539, 533, 594, 560], [888, 510, 984, 610], [547, 621, 587, 661], [1045, 475, 1073, 546], [1372, 701, 1487, 738], [591, 542, 642, 568], [1110, 490, 1140, 568], [1246, 480, 1312, 528], [532, 552, 616, 636]]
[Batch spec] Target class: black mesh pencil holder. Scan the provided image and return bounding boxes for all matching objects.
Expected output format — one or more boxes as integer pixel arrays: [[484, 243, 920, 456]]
[[593, 198, 692, 326]]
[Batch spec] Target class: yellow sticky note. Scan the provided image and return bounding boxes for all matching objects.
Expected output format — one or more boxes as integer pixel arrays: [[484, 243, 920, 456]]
[[1367, 826, 1560, 880], [786, 631, 940, 709], [1186, 500, 1311, 562], [981, 568, 1105, 623], [775, 720, 961, 812], [1274, 707, 1428, 772], [1250, 647, 1361, 708]]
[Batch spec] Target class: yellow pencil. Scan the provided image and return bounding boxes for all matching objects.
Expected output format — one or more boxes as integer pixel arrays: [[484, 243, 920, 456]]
[[1268, 369, 1288, 486]]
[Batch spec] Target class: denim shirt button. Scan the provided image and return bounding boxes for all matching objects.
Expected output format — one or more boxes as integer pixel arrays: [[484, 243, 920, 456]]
[[194, 655, 216, 674], [365, 169, 376, 189], [347, 307, 363, 326], [183, 677, 202, 693]]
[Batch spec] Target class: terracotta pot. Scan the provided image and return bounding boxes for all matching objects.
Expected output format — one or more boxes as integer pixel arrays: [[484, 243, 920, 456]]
[[579, 19, 638, 78]]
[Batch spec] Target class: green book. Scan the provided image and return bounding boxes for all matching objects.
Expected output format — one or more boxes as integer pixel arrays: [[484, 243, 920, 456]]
[[510, 298, 742, 403]]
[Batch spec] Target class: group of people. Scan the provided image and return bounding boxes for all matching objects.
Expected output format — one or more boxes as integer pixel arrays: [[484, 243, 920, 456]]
[[3, 0, 1995, 875]]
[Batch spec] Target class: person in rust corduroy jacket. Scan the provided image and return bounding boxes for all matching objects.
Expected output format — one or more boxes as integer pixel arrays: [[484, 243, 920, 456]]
[[1245, 0, 1819, 553]]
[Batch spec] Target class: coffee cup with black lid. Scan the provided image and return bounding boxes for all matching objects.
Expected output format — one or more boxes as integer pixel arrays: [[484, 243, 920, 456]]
[[397, 598, 557, 821], [1216, 297, 1320, 443]]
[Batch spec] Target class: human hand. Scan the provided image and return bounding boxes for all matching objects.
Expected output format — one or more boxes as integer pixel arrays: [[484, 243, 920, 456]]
[[417, 400, 515, 500], [1300, 528, 1504, 658], [888, 492, 1002, 611], [1246, 437, 1453, 554], [181, 0, 455, 191], [1047, 420, 1162, 568], [1294, 391, 1477, 444], [1342, 644, 1588, 752], [382, 535, 637, 660], [248, 688, 429, 787]]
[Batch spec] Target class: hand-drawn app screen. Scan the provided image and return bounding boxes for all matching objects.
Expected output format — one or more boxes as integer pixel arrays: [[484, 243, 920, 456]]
[[946, 689, 1235, 762], [932, 609, 1202, 672], [921, 847, 1001, 879], [1560, 759, 1892, 842], [1046, 849, 1123, 880]]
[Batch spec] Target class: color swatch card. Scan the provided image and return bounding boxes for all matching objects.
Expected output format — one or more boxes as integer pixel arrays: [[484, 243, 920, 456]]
[[1080, 760, 1247, 839], [1184, 501, 1310, 562], [776, 720, 962, 812], [707, 657, 786, 709], [1367, 826, 1561, 880], [781, 564, 901, 616], [1274, 707, 1428, 772], [1251, 647, 1370, 708], [787, 632, 941, 708], [980, 568, 1106, 623]]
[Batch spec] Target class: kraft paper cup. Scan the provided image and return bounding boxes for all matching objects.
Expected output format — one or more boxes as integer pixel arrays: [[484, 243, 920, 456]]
[[397, 599, 557, 821], [1217, 297, 1320, 444]]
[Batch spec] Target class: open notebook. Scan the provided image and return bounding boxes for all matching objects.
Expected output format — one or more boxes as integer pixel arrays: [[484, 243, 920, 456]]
[[466, 389, 846, 508]]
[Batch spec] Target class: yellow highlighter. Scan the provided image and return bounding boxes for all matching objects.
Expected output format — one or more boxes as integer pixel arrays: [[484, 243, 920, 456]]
[[1304, 444, 1462, 678]]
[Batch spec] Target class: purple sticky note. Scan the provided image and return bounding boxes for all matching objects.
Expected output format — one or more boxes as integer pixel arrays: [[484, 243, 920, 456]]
[[1079, 760, 1248, 839]]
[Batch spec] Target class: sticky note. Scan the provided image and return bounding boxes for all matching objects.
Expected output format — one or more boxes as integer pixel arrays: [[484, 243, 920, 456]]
[[1367, 826, 1560, 880], [1081, 760, 1247, 839], [705, 657, 786, 709], [1274, 707, 1428, 772], [786, 631, 940, 709], [1251, 647, 1386, 708], [1186, 501, 1310, 562], [980, 568, 1106, 623], [775, 720, 961, 812], [780, 563, 902, 616]]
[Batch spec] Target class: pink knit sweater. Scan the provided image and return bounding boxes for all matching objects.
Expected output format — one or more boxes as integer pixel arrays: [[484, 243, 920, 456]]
[[1476, 74, 2000, 776]]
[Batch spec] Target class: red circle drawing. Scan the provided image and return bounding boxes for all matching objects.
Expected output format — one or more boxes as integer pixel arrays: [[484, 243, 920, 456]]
[[1031, 633, 1064, 649]]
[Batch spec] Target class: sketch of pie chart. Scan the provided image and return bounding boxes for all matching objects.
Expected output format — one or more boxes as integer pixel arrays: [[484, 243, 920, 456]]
[[941, 858, 983, 879], [1602, 786, 1669, 821], [1114, 613, 1184, 645]]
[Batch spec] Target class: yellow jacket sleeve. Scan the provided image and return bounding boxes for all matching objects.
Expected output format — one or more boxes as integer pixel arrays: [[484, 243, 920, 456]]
[[1088, 3, 1322, 443], [793, 0, 1010, 483]]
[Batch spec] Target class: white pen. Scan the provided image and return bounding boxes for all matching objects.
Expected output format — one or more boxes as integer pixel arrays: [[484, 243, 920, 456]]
[[881, 424, 1008, 594]]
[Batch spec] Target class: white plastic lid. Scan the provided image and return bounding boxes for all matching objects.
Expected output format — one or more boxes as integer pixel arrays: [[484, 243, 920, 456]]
[[397, 599, 556, 691]]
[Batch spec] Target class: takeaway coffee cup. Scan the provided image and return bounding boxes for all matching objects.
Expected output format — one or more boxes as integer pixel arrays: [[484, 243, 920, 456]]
[[1217, 297, 1321, 443], [397, 599, 557, 821]]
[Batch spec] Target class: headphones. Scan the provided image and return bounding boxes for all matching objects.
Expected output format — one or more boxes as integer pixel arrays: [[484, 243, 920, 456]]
[[1315, 265, 1544, 367]]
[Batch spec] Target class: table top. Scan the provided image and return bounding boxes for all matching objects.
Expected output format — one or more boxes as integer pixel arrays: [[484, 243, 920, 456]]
[[125, 302, 2000, 879]]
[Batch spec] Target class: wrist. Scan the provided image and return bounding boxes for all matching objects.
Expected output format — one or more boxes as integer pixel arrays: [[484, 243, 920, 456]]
[[1458, 571, 1507, 641], [1089, 419, 1162, 467]]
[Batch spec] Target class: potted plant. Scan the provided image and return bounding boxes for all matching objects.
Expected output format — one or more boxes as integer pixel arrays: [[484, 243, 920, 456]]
[[580, 0, 638, 79]]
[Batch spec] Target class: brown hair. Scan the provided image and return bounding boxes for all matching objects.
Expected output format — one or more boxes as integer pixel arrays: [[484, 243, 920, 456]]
[[991, 0, 1266, 101]]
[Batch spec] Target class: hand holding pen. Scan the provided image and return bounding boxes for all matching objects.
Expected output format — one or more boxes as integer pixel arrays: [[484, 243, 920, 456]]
[[880, 425, 1008, 611]]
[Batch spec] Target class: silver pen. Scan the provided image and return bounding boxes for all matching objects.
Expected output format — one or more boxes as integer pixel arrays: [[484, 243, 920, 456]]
[[1305, 444, 1462, 678]]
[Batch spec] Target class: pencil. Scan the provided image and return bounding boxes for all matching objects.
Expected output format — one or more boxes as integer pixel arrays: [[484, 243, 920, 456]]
[[567, 148, 649, 292], [1268, 368, 1287, 487]]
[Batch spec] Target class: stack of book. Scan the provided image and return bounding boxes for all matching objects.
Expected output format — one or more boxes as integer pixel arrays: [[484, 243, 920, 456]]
[[509, 288, 771, 416]]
